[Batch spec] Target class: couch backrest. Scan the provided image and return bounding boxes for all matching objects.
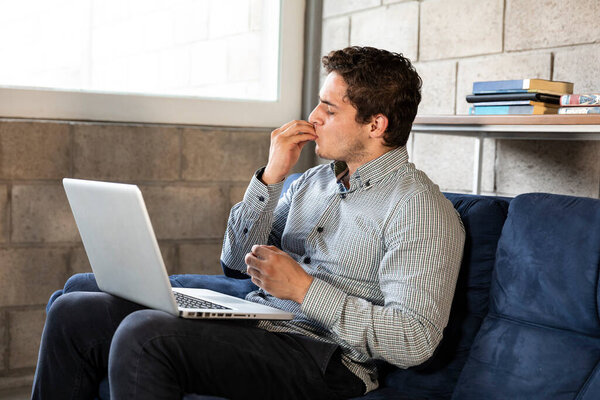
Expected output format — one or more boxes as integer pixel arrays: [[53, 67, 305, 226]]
[[384, 193, 511, 399], [452, 193, 600, 400]]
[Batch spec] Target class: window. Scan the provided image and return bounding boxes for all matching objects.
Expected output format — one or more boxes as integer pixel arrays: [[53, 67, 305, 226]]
[[0, 0, 305, 127]]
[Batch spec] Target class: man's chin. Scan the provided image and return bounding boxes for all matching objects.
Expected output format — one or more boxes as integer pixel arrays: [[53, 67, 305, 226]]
[[314, 146, 333, 161]]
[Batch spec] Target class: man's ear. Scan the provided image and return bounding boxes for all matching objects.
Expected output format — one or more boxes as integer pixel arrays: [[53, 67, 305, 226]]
[[368, 114, 388, 139]]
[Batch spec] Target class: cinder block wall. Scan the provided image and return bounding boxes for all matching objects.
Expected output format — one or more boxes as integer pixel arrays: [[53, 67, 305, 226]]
[[0, 119, 286, 391], [322, 0, 600, 197]]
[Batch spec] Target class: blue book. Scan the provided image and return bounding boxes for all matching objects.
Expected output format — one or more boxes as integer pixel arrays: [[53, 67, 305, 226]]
[[469, 104, 558, 115], [472, 79, 573, 96]]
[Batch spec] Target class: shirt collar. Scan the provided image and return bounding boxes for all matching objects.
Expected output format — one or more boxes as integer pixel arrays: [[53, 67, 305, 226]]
[[329, 146, 409, 190]]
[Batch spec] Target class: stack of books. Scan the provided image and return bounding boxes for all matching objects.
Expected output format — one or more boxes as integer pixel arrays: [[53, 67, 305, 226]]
[[467, 79, 574, 115], [558, 94, 600, 114]]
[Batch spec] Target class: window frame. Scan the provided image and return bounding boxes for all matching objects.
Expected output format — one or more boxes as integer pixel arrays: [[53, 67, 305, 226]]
[[0, 0, 305, 128]]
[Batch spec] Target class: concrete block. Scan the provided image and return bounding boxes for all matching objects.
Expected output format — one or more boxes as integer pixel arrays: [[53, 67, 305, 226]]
[[505, 0, 600, 51], [412, 133, 496, 193], [0, 313, 5, 370], [321, 16, 350, 56], [0, 185, 7, 243], [496, 141, 600, 198], [179, 243, 224, 275], [182, 128, 270, 182], [12, 184, 79, 243], [141, 185, 229, 240], [73, 124, 180, 181], [0, 375, 35, 391], [456, 52, 552, 114], [0, 248, 70, 307], [229, 184, 248, 208], [0, 120, 70, 179], [554, 44, 600, 94], [420, 0, 503, 61], [158, 243, 178, 275], [350, 3, 419, 60], [69, 247, 93, 276], [323, 0, 381, 18], [9, 308, 46, 369], [69, 244, 176, 276], [414, 61, 456, 115]]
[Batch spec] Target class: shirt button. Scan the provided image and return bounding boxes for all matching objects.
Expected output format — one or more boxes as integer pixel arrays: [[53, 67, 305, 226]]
[[258, 196, 265, 202], [316, 227, 324, 233], [303, 257, 311, 264], [243, 228, 248, 234]]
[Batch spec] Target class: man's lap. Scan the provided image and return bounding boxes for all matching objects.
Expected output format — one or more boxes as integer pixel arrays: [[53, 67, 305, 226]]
[[47, 290, 363, 399]]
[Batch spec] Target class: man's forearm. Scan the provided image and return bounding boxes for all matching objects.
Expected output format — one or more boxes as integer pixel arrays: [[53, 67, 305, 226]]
[[220, 170, 285, 273]]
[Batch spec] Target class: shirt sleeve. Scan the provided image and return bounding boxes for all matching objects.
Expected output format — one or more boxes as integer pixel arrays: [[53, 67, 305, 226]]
[[300, 190, 466, 368], [220, 168, 294, 274]]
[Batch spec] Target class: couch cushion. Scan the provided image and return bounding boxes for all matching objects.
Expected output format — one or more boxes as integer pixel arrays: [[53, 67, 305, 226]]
[[453, 193, 600, 399], [383, 193, 510, 399]]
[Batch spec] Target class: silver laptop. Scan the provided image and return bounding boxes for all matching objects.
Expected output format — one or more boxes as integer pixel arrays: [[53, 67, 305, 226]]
[[63, 178, 293, 320]]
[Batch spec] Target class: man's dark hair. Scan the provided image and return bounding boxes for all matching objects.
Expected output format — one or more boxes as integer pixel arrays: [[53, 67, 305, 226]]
[[322, 46, 422, 148]]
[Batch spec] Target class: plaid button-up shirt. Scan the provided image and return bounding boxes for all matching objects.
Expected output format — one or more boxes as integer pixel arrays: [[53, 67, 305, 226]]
[[221, 146, 465, 393]]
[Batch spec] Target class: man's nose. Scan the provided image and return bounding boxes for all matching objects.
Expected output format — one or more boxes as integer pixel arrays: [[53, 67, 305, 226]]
[[308, 106, 321, 126]]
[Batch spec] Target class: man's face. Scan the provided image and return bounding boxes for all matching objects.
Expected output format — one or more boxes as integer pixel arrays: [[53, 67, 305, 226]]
[[308, 72, 372, 164]]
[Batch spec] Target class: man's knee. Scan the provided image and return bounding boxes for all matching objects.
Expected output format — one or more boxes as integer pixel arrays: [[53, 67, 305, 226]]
[[108, 310, 180, 384], [63, 272, 100, 293], [45, 292, 96, 335], [109, 310, 174, 359]]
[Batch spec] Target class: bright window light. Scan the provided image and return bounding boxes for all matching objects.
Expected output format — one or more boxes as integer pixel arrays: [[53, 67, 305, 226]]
[[0, 0, 281, 101]]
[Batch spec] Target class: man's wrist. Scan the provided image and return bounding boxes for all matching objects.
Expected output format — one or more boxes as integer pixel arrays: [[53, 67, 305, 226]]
[[261, 166, 285, 186], [293, 275, 314, 304]]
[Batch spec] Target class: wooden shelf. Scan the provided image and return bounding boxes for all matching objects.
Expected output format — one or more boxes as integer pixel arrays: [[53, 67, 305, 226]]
[[415, 114, 600, 125], [410, 114, 600, 194]]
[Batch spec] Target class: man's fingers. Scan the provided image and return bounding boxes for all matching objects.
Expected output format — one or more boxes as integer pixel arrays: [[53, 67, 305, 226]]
[[279, 121, 315, 138], [283, 126, 316, 138], [245, 254, 263, 279], [245, 252, 262, 267], [250, 275, 262, 287], [289, 132, 317, 145], [263, 245, 284, 254], [252, 245, 285, 259], [272, 120, 299, 135], [251, 245, 273, 259], [246, 265, 261, 277], [272, 120, 310, 138]]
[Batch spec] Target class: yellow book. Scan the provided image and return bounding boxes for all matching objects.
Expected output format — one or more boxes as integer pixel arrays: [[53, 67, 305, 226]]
[[473, 79, 574, 96]]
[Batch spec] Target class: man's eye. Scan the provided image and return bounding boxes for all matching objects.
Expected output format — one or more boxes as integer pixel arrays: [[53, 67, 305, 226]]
[[326, 110, 334, 115]]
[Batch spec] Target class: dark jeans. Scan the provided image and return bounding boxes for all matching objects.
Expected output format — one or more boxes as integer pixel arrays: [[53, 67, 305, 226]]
[[32, 291, 365, 400]]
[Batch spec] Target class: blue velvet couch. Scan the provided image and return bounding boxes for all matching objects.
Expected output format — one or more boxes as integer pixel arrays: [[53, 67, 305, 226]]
[[46, 178, 600, 399]]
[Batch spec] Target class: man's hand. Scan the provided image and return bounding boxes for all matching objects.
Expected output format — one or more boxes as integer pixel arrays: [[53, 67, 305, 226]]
[[261, 120, 317, 185], [244, 245, 314, 304]]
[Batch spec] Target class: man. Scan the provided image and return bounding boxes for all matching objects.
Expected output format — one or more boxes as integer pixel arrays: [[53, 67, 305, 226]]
[[32, 47, 464, 399]]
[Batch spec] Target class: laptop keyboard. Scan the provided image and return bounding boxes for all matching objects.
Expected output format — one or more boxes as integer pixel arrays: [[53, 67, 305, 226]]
[[173, 291, 231, 310]]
